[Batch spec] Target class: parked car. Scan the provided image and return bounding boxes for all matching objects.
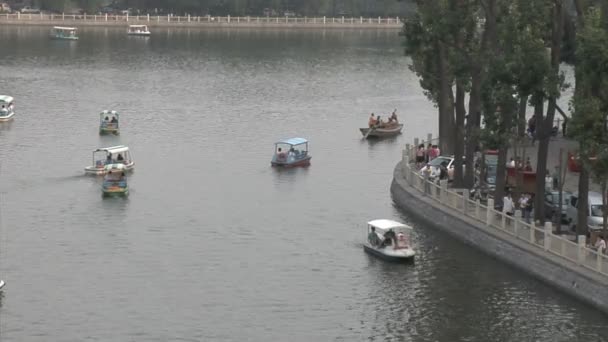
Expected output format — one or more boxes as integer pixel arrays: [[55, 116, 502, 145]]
[[566, 191, 605, 231], [419, 155, 466, 181], [19, 6, 40, 14], [544, 190, 572, 222]]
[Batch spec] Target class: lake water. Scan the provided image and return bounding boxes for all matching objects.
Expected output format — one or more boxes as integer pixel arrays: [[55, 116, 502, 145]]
[[0, 26, 606, 341]]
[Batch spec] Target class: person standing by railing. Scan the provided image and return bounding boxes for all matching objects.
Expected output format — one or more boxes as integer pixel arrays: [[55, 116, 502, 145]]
[[423, 163, 432, 194]]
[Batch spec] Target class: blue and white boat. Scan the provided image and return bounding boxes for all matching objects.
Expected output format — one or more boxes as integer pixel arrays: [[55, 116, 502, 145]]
[[0, 95, 15, 122], [99, 110, 120, 135], [270, 137, 312, 167], [84, 145, 135, 175], [102, 164, 129, 197], [363, 219, 415, 262], [50, 26, 78, 40]]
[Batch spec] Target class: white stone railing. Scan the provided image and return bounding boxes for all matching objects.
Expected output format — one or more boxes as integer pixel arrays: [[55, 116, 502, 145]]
[[401, 138, 608, 278], [0, 13, 403, 26]]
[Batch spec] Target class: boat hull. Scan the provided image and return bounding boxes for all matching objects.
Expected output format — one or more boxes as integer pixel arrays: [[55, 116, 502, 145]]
[[128, 32, 151, 36], [360, 124, 403, 138], [0, 112, 15, 122], [102, 188, 129, 197], [50, 36, 79, 40], [363, 243, 415, 262], [99, 128, 120, 135], [85, 162, 135, 175], [271, 156, 312, 168]]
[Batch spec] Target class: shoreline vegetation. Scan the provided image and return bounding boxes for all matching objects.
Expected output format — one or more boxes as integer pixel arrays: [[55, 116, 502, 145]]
[[0, 13, 402, 29]]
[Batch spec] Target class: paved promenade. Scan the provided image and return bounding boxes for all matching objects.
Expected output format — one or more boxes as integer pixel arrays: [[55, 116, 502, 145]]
[[0, 13, 403, 29]]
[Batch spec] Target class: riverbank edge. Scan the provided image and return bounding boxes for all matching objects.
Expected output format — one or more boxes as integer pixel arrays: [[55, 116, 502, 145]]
[[391, 161, 608, 314], [0, 20, 402, 29]]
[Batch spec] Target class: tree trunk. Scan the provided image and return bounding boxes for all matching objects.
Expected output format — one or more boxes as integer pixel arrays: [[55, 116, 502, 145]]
[[535, 0, 563, 223], [453, 82, 466, 187], [577, 167, 590, 236], [557, 147, 564, 234], [517, 95, 528, 138], [495, 145, 508, 207], [464, 0, 496, 189], [464, 76, 480, 189], [602, 179, 607, 232], [437, 41, 455, 155]]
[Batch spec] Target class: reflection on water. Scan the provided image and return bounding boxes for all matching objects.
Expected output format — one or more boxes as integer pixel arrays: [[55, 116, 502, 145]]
[[0, 26, 606, 341]]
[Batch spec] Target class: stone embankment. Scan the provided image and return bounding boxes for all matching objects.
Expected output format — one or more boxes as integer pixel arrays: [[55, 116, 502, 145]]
[[391, 138, 608, 314]]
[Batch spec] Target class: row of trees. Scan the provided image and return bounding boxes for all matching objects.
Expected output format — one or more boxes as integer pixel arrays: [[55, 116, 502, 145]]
[[403, 0, 608, 234], [26, 0, 415, 16]]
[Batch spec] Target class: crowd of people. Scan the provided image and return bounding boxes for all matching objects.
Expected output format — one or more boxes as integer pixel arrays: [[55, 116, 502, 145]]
[[415, 143, 441, 169]]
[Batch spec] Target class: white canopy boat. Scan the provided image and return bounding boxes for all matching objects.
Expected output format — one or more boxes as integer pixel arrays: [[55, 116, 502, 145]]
[[127, 25, 151, 36], [0, 279, 4, 289], [363, 219, 415, 261], [84, 145, 135, 175], [0, 95, 15, 122], [50, 26, 78, 40]]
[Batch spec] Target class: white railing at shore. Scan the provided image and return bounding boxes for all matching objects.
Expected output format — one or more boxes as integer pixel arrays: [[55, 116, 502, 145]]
[[401, 138, 608, 278], [0, 13, 402, 26]]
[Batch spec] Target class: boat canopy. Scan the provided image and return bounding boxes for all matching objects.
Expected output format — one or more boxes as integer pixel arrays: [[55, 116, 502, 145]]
[[368, 219, 412, 231], [104, 163, 127, 172], [129, 25, 148, 28], [0, 95, 14, 104], [100, 110, 118, 116], [53, 26, 77, 31], [95, 145, 129, 154], [276, 137, 308, 146]]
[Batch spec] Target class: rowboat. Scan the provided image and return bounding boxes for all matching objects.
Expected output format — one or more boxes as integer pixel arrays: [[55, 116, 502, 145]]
[[363, 219, 415, 262], [360, 124, 403, 138], [0, 95, 15, 122], [271, 137, 312, 167]]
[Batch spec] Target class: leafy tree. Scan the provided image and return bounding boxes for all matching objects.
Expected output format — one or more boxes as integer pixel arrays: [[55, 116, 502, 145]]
[[570, 6, 608, 233]]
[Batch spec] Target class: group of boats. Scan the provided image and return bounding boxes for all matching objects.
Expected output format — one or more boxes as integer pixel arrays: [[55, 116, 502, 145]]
[[0, 104, 411, 299], [269, 112, 414, 262], [85, 111, 133, 197], [50, 24, 151, 40]]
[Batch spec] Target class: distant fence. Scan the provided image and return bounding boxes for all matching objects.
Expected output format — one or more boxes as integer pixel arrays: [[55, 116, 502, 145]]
[[0, 13, 403, 28], [401, 138, 608, 279]]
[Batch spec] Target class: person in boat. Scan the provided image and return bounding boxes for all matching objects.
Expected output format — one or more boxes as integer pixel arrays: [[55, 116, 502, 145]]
[[117, 153, 124, 162], [368, 227, 381, 247], [277, 147, 286, 160], [388, 110, 398, 126], [110, 116, 118, 123], [106, 154, 113, 165], [104, 116, 109, 121], [368, 113, 377, 128], [396, 233, 408, 249], [381, 229, 397, 248]]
